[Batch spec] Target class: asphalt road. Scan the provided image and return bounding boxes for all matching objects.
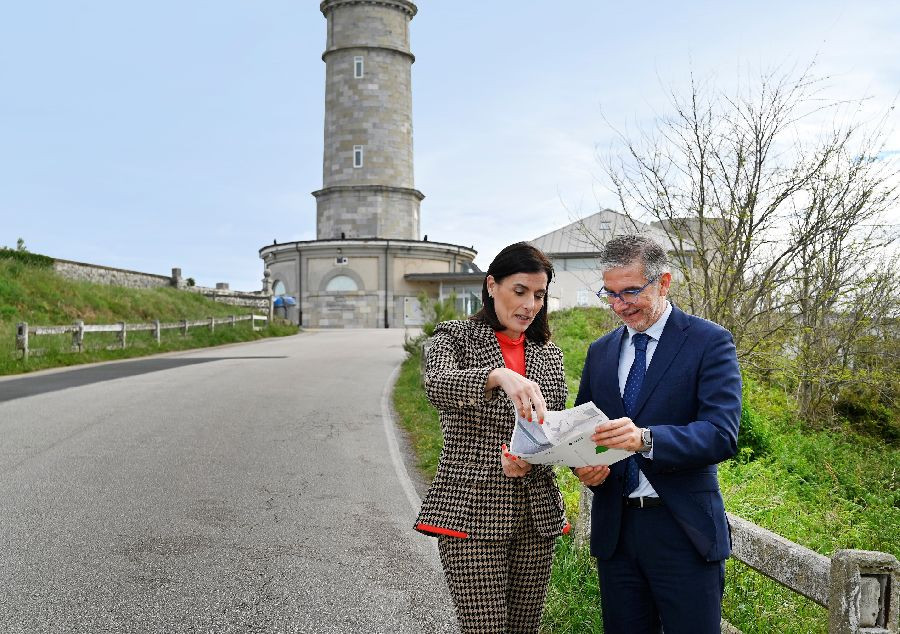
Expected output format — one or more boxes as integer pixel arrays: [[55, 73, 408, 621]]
[[0, 330, 457, 633]]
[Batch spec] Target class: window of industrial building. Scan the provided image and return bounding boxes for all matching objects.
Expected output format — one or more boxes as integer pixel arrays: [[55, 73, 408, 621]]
[[353, 145, 363, 168], [673, 252, 695, 269], [576, 289, 592, 307], [354, 56, 364, 78], [560, 257, 597, 271], [325, 275, 359, 292]]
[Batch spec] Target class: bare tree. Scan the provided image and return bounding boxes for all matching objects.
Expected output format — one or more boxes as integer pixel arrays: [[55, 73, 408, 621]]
[[791, 261, 898, 423], [600, 65, 898, 377], [788, 125, 898, 421]]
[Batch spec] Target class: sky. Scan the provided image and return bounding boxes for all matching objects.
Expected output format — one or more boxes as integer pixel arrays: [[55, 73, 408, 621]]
[[2, 1, 897, 291]]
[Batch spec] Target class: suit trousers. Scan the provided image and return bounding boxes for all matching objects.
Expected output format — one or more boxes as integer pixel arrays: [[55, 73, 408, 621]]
[[596, 504, 725, 634], [437, 506, 555, 634]]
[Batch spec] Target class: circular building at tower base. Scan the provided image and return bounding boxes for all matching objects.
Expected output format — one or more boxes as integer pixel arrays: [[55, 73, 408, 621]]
[[260, 238, 482, 328]]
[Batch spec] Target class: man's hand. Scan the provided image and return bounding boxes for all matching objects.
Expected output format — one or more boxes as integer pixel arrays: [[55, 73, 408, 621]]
[[592, 417, 643, 452], [574, 465, 610, 486], [487, 367, 547, 423], [501, 444, 533, 478]]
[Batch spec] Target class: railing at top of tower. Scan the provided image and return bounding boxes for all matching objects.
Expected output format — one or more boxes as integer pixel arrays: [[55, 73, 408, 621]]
[[319, 0, 418, 19]]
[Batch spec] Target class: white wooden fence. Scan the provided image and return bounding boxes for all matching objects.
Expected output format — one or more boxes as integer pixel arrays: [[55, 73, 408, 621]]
[[15, 314, 269, 360]]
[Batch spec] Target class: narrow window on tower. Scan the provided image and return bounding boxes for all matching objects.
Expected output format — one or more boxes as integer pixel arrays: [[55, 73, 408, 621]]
[[354, 56, 364, 78], [353, 145, 364, 168]]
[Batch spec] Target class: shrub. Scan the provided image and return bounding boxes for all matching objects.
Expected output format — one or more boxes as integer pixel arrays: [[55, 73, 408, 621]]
[[421, 291, 461, 336], [0, 248, 54, 268], [403, 292, 462, 357], [736, 404, 772, 461]]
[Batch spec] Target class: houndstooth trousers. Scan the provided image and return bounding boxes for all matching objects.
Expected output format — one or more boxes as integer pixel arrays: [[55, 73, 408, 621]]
[[437, 505, 556, 634]]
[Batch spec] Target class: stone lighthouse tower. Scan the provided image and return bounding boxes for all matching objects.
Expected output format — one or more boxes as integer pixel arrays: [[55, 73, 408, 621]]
[[314, 0, 422, 241], [259, 1, 482, 328]]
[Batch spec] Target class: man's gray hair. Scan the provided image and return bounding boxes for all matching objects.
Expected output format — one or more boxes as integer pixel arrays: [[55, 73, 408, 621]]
[[598, 234, 670, 279]]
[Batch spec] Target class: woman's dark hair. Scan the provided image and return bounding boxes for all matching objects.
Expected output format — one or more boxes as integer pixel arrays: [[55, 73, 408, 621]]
[[471, 241, 554, 343]]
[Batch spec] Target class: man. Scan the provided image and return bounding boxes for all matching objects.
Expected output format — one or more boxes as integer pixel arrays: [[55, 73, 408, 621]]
[[574, 234, 741, 634]]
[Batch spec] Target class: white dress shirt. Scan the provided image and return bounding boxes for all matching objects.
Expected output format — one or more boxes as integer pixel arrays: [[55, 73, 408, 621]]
[[618, 301, 672, 498]]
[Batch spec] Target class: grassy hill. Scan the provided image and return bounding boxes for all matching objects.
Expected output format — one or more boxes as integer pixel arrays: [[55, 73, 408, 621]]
[[393, 307, 899, 634], [0, 252, 296, 375]]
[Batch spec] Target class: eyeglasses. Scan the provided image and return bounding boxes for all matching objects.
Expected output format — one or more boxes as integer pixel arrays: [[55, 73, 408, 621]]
[[595, 277, 658, 305]]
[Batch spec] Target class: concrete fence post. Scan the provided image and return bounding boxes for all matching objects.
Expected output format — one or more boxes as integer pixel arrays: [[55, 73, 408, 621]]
[[230, 315, 236, 328], [118, 322, 127, 349], [268, 295, 275, 324], [182, 319, 188, 336], [828, 549, 899, 633], [153, 320, 161, 345], [72, 320, 84, 352], [574, 485, 593, 549], [209, 317, 215, 333], [16, 322, 28, 360]]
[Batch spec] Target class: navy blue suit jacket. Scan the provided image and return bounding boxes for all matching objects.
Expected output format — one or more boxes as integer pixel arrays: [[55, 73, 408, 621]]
[[575, 305, 741, 562]]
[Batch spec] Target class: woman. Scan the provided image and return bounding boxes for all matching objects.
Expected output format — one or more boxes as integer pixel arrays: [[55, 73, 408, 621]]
[[414, 241, 567, 633]]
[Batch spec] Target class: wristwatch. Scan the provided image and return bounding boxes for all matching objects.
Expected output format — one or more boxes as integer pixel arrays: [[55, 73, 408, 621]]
[[640, 427, 653, 452]]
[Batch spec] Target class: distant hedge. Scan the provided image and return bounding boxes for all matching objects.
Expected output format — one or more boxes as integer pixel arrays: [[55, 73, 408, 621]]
[[0, 248, 54, 267]]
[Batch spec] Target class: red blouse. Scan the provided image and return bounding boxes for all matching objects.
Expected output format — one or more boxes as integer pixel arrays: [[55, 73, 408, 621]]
[[495, 331, 526, 376]]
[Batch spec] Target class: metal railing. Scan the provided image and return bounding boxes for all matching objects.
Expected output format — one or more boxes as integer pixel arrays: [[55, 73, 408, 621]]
[[15, 314, 269, 360]]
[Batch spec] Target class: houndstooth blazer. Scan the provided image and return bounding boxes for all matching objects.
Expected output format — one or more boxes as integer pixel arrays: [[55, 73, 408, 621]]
[[414, 319, 568, 541]]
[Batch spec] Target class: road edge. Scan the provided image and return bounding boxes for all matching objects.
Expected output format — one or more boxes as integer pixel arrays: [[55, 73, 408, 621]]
[[380, 362, 423, 515]]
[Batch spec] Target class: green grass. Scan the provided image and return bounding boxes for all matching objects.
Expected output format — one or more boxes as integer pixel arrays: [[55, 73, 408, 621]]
[[0, 258, 297, 375], [542, 535, 605, 634], [392, 307, 900, 633], [393, 347, 443, 479], [719, 380, 899, 633]]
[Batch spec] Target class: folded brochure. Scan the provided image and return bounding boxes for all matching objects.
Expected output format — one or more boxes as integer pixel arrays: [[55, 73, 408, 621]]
[[509, 401, 633, 468]]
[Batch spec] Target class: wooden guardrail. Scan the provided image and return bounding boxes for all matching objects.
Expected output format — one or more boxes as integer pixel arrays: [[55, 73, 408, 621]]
[[15, 314, 269, 360], [573, 488, 899, 633]]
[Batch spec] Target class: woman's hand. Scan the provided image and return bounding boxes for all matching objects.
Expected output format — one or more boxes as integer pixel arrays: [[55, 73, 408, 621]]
[[501, 444, 532, 478], [486, 367, 547, 423], [574, 465, 610, 486]]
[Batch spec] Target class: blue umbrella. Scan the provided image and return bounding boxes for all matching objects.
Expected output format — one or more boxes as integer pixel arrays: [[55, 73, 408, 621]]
[[274, 295, 297, 307]]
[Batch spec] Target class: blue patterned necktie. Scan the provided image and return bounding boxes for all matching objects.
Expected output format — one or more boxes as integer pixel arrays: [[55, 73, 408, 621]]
[[623, 333, 650, 495]]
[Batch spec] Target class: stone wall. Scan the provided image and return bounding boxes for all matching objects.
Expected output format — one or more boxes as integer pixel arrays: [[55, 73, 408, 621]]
[[190, 287, 271, 310], [314, 185, 422, 240], [54, 258, 270, 310], [304, 291, 381, 328], [321, 48, 414, 189], [54, 258, 174, 289], [323, 0, 415, 52]]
